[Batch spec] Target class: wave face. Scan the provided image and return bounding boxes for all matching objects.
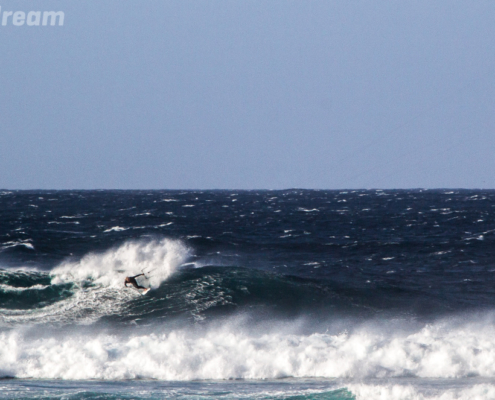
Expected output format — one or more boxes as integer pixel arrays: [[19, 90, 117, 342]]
[[1, 189, 495, 398]]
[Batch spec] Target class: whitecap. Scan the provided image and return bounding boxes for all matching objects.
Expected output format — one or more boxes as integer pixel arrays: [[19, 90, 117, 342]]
[[0, 283, 49, 292], [103, 226, 128, 232], [1, 240, 35, 251]]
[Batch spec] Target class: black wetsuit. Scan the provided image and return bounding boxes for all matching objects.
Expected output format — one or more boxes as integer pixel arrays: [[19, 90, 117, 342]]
[[124, 273, 147, 289]]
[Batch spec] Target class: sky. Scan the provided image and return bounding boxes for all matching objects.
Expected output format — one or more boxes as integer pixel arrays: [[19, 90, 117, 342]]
[[1, 0, 494, 190]]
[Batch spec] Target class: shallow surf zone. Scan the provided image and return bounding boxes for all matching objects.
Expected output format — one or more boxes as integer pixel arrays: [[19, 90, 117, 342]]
[[2, 380, 495, 400], [3, 314, 495, 382], [0, 379, 355, 400], [1, 380, 495, 400]]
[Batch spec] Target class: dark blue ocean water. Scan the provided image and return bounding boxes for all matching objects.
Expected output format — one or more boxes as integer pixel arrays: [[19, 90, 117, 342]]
[[2, 189, 495, 399]]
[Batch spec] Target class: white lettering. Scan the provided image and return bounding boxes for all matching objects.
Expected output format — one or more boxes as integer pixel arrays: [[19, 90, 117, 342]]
[[42, 11, 64, 26], [1, 9, 65, 27], [13, 11, 25, 26], [2, 11, 13, 26], [27, 11, 41, 26]]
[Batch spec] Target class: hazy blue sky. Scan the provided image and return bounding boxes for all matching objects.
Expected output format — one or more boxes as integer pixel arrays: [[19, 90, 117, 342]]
[[1, 0, 494, 189]]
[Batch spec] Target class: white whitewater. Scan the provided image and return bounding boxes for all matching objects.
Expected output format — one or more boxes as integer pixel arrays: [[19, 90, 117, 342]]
[[0, 239, 190, 326], [51, 238, 191, 289], [3, 314, 495, 383]]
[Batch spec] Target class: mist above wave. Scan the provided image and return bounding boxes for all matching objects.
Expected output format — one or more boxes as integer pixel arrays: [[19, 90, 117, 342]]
[[3, 314, 495, 381], [51, 238, 191, 289], [0, 239, 191, 326]]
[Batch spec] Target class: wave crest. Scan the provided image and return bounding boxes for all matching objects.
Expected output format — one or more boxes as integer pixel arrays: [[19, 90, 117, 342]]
[[4, 316, 495, 381], [0, 239, 190, 327], [51, 238, 190, 289]]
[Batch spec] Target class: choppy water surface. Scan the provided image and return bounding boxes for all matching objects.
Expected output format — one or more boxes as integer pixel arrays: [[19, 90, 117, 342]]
[[2, 189, 495, 399]]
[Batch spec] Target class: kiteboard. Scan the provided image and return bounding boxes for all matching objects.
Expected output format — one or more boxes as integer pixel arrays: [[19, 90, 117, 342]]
[[131, 287, 150, 295]]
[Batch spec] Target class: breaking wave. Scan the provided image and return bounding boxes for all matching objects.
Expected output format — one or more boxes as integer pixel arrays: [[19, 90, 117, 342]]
[[0, 238, 191, 326], [349, 383, 495, 400], [51, 238, 191, 289], [3, 314, 495, 381]]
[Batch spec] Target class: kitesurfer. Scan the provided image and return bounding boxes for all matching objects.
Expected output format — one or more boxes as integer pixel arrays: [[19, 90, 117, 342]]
[[124, 273, 147, 290]]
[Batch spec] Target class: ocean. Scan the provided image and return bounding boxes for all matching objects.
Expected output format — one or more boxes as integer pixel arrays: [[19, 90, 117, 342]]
[[1, 189, 495, 399]]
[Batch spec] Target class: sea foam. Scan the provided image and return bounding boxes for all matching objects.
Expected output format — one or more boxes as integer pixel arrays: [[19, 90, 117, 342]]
[[51, 238, 190, 289], [349, 383, 495, 400], [0, 239, 190, 326], [3, 315, 495, 381]]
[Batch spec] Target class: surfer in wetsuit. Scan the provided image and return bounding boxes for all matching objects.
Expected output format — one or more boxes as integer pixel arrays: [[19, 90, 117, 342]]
[[124, 273, 147, 290]]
